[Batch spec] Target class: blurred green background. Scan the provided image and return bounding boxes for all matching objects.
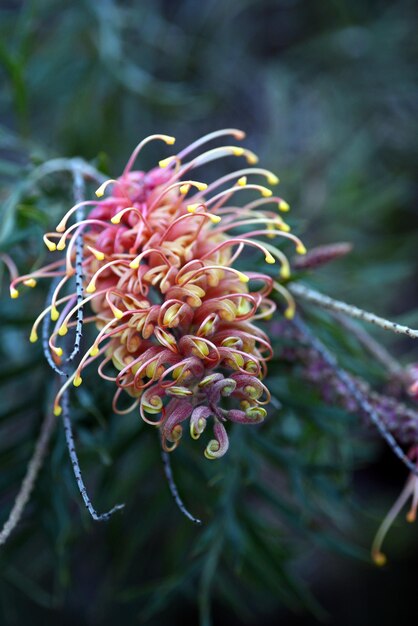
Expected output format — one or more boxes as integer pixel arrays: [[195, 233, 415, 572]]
[[0, 1, 417, 624]]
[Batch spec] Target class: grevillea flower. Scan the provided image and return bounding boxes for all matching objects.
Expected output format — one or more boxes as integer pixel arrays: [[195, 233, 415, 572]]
[[407, 364, 418, 400], [11, 129, 306, 460], [371, 447, 418, 566]]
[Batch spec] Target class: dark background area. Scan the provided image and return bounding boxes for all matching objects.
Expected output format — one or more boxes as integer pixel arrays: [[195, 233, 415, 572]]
[[0, 1, 417, 624]]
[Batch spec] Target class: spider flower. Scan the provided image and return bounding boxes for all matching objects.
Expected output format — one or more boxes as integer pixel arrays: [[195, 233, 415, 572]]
[[11, 129, 306, 459], [372, 447, 418, 566]]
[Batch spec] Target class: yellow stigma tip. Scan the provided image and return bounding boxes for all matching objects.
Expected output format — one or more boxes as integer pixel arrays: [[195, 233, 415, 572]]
[[278, 222, 291, 232], [88, 247, 105, 261], [187, 203, 200, 213], [56, 241, 66, 251], [85, 284, 96, 293], [163, 135, 176, 145], [279, 200, 290, 212], [54, 405, 62, 417], [73, 376, 82, 387], [29, 330, 38, 343], [265, 254, 276, 264], [45, 241, 57, 252], [373, 552, 387, 567], [196, 182, 208, 191], [129, 261, 139, 270], [296, 243, 307, 255], [114, 309, 124, 319], [180, 184, 191, 195], [280, 267, 291, 280], [284, 307, 295, 320], [245, 151, 258, 165], [111, 215, 122, 224], [95, 182, 108, 197], [261, 187, 273, 197], [23, 278, 37, 288], [237, 176, 247, 186], [58, 325, 68, 337], [238, 273, 249, 283], [54, 347, 63, 357], [232, 147, 244, 156], [159, 156, 175, 168], [10, 287, 19, 299], [208, 214, 222, 223], [267, 174, 280, 185], [51, 307, 59, 321], [89, 346, 100, 357]]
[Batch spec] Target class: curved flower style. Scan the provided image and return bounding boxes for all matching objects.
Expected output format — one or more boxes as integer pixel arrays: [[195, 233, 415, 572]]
[[11, 129, 306, 459]]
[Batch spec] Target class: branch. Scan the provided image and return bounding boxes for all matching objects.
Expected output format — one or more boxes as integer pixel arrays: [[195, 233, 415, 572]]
[[61, 390, 125, 521], [290, 283, 418, 339], [288, 315, 418, 477], [0, 411, 57, 546], [66, 168, 86, 362], [161, 448, 202, 525]]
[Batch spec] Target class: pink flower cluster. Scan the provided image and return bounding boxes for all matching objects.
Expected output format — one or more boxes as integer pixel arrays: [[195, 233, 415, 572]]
[[11, 130, 306, 459]]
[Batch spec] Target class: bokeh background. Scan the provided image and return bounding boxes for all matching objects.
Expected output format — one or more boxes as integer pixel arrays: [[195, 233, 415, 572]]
[[0, 0, 417, 624]]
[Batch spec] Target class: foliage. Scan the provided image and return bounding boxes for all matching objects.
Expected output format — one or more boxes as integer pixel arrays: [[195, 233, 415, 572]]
[[0, 1, 417, 624]]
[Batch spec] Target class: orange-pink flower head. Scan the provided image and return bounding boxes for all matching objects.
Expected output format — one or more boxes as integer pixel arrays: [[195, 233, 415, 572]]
[[11, 130, 306, 459]]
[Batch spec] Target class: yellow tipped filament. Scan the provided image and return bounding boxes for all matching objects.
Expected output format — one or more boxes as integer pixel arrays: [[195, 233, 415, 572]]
[[244, 150, 258, 165], [10, 287, 19, 299], [73, 375, 83, 387], [279, 200, 290, 212], [108, 300, 124, 319], [29, 329, 38, 343], [265, 253, 276, 264], [87, 246, 105, 261], [95, 179, 118, 198], [43, 235, 57, 252], [280, 265, 291, 280], [237, 176, 247, 186], [277, 221, 290, 232], [273, 281, 296, 320], [51, 305, 60, 321], [207, 214, 221, 224], [162, 135, 176, 145], [180, 184, 191, 195], [54, 405, 62, 417], [296, 243, 307, 255], [177, 180, 209, 198], [194, 181, 208, 191], [284, 305, 295, 320], [23, 278, 37, 288], [187, 203, 201, 213], [267, 173, 280, 185], [56, 237, 66, 251], [159, 156, 176, 168], [58, 324, 68, 336], [260, 186, 273, 198], [373, 552, 387, 567]]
